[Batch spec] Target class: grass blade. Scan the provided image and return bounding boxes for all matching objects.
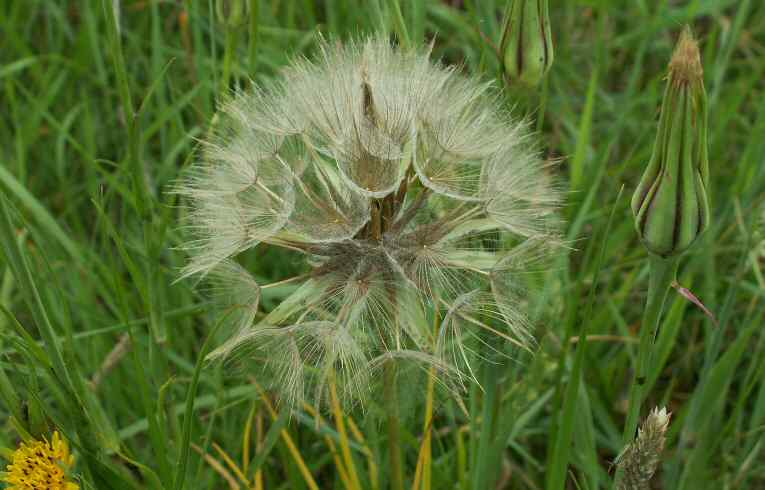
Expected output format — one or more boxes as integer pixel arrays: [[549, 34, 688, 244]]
[[546, 186, 625, 490]]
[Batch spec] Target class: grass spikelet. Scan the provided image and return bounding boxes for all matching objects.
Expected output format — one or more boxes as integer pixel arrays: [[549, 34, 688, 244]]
[[615, 407, 671, 490]]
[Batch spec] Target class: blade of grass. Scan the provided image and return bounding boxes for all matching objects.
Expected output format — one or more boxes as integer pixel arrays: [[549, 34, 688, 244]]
[[384, 359, 404, 490], [191, 443, 242, 490], [346, 415, 378, 490], [173, 310, 231, 490], [248, 0, 260, 72], [0, 163, 79, 259], [390, 0, 411, 48], [411, 362, 436, 490], [211, 441, 250, 487], [471, 354, 499, 490], [546, 186, 625, 490], [251, 386, 320, 490], [329, 380, 363, 490], [568, 67, 598, 195], [101, 0, 149, 215], [0, 197, 70, 390], [242, 401, 256, 477], [303, 402, 355, 490]]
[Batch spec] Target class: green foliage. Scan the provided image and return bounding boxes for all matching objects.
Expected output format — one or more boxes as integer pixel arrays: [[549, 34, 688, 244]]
[[0, 1, 763, 489]]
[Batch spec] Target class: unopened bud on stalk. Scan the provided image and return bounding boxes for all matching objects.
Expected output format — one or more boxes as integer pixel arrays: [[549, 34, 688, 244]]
[[632, 27, 710, 257], [500, 0, 554, 86], [216, 0, 249, 28]]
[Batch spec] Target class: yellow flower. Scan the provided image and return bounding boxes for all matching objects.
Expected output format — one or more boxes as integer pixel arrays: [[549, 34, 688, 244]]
[[1, 431, 79, 490]]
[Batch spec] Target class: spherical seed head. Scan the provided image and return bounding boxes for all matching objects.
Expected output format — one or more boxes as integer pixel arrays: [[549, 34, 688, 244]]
[[176, 37, 562, 407], [2, 431, 78, 490]]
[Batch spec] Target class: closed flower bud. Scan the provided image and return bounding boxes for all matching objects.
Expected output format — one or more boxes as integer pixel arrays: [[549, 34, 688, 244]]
[[500, 0, 554, 86], [216, 0, 249, 28], [632, 27, 710, 257]]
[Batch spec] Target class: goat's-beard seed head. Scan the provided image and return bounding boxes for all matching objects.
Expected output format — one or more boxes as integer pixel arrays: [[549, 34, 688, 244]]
[[175, 36, 562, 407]]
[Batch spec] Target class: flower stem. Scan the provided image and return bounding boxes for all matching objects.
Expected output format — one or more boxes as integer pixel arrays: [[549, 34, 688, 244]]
[[248, 0, 259, 73], [536, 76, 550, 132], [384, 360, 404, 490], [390, 0, 411, 49], [413, 303, 441, 490], [621, 255, 678, 445], [221, 26, 239, 94], [471, 361, 500, 490]]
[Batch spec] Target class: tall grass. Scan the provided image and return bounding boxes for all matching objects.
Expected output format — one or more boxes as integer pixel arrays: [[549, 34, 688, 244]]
[[0, 1, 763, 489]]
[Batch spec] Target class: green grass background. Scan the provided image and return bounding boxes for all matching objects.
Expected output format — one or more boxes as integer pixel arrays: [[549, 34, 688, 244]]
[[1, 0, 764, 489]]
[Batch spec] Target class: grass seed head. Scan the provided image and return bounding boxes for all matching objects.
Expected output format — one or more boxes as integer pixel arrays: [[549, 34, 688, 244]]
[[615, 407, 671, 490]]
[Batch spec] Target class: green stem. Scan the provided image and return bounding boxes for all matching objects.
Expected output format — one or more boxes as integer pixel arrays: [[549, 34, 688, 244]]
[[248, 0, 259, 73], [471, 361, 500, 490], [384, 360, 404, 490], [390, 0, 411, 49], [536, 76, 550, 132], [546, 186, 624, 490], [173, 311, 231, 490], [617, 254, 677, 482], [221, 26, 239, 95]]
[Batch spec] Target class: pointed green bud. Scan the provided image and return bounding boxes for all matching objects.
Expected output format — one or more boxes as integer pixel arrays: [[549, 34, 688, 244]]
[[500, 0, 554, 86], [632, 27, 710, 257], [216, 0, 249, 28]]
